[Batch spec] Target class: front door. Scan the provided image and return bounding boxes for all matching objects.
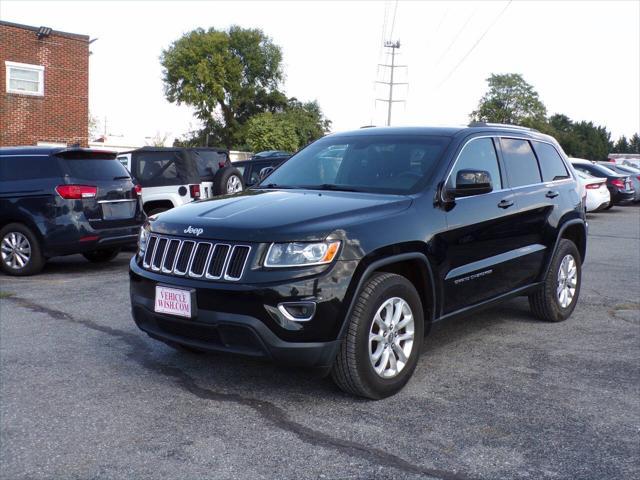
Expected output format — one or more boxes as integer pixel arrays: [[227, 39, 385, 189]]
[[439, 136, 521, 314]]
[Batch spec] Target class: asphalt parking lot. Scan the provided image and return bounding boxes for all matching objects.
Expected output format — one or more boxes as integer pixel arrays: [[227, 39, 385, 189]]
[[1, 205, 638, 480]]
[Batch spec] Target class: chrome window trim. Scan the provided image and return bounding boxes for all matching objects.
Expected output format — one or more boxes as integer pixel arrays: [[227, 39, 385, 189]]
[[187, 242, 212, 278], [204, 243, 232, 280], [442, 134, 577, 202], [223, 245, 252, 281]]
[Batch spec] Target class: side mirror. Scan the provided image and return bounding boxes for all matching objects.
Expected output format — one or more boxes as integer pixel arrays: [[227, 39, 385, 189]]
[[259, 166, 275, 180], [449, 169, 493, 198]]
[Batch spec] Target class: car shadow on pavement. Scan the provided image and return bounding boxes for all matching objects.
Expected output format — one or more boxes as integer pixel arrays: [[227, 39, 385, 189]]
[[37, 253, 134, 275]]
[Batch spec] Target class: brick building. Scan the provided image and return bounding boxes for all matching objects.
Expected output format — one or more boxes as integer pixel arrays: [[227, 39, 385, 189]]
[[0, 21, 90, 147]]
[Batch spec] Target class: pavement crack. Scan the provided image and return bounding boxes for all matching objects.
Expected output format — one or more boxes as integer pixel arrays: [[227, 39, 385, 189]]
[[5, 295, 475, 480]]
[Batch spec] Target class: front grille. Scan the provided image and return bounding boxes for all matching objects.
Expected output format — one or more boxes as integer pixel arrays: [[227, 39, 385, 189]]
[[142, 234, 250, 281]]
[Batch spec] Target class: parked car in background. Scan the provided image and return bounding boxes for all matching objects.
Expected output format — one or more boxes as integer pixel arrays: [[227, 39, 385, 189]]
[[233, 155, 291, 187], [609, 157, 640, 169], [570, 158, 635, 208], [0, 147, 144, 275], [130, 124, 586, 399], [251, 150, 292, 160], [598, 162, 640, 202], [117, 147, 244, 216], [575, 170, 610, 212]]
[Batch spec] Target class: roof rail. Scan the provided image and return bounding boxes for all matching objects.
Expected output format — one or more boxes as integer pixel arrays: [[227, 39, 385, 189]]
[[468, 122, 538, 133]]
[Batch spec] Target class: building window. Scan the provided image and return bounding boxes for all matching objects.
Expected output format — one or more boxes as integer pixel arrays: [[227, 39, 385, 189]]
[[5, 61, 44, 96]]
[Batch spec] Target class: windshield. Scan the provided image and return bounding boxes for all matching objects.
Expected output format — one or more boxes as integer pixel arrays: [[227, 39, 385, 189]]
[[257, 135, 450, 194]]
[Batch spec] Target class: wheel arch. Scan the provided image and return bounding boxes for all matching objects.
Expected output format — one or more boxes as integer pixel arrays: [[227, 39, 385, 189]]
[[339, 251, 437, 341], [541, 219, 587, 280], [142, 199, 175, 216]]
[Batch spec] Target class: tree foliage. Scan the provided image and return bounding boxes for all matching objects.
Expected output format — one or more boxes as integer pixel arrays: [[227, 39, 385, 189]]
[[245, 112, 299, 152], [471, 73, 547, 124], [161, 26, 286, 149]]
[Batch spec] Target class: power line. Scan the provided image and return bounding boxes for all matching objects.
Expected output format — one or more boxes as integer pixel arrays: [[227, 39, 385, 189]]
[[434, 9, 477, 68], [436, 0, 513, 89], [389, 0, 399, 40]]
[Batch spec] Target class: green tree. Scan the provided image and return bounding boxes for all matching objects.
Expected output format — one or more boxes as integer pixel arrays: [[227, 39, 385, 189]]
[[471, 73, 547, 125], [245, 112, 299, 152], [281, 99, 331, 148], [613, 135, 630, 153], [161, 26, 287, 149], [629, 133, 640, 153]]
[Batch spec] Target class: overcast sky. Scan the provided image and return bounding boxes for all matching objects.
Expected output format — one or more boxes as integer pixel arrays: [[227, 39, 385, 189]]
[[2, 0, 639, 143]]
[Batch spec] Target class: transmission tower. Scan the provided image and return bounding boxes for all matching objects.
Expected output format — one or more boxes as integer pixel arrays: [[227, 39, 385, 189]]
[[376, 40, 407, 126]]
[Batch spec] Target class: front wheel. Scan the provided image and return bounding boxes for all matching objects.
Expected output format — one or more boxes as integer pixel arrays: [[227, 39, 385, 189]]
[[82, 248, 120, 263], [331, 273, 424, 399], [213, 167, 244, 195], [528, 239, 581, 322]]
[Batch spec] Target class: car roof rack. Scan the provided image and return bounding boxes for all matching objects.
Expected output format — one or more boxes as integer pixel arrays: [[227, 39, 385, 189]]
[[468, 122, 539, 132]]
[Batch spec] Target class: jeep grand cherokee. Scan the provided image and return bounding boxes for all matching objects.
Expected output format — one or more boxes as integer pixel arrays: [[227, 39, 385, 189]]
[[129, 125, 586, 399]]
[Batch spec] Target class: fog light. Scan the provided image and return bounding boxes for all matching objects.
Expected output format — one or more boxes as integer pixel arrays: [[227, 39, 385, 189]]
[[277, 302, 316, 322]]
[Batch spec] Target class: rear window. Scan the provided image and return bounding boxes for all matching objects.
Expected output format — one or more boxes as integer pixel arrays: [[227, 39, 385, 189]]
[[133, 150, 200, 187], [62, 158, 130, 181], [194, 151, 228, 178], [0, 155, 61, 181], [532, 141, 570, 182], [500, 138, 542, 187]]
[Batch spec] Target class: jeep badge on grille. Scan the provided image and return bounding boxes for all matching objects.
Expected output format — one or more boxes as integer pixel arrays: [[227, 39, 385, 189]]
[[183, 226, 204, 236]]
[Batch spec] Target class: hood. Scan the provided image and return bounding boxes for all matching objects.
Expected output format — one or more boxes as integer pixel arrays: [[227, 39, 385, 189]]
[[150, 189, 412, 242]]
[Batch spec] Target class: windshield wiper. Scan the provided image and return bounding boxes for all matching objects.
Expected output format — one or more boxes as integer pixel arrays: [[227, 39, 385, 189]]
[[258, 183, 300, 189], [113, 175, 131, 180], [308, 184, 363, 192]]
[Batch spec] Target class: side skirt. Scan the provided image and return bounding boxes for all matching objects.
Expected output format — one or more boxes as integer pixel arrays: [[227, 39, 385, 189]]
[[435, 282, 542, 323]]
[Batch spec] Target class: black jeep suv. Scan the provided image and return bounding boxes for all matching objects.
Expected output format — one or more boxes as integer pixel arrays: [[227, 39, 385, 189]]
[[0, 147, 144, 275], [130, 125, 586, 399]]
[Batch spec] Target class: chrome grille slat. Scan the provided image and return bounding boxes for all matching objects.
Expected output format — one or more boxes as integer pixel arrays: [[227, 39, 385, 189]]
[[142, 235, 249, 281]]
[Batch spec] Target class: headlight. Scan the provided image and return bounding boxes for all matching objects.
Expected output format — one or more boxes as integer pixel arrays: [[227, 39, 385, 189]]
[[264, 241, 341, 267], [137, 226, 150, 259]]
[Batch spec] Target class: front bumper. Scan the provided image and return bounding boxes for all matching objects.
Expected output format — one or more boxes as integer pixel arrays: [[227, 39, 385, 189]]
[[129, 257, 356, 371]]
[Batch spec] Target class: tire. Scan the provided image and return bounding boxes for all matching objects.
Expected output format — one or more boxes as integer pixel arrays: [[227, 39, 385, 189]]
[[331, 272, 424, 399], [213, 167, 244, 195], [0, 223, 45, 276], [528, 239, 581, 322], [82, 248, 120, 263]]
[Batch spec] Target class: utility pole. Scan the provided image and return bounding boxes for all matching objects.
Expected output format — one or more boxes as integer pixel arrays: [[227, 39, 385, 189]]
[[376, 40, 407, 126]]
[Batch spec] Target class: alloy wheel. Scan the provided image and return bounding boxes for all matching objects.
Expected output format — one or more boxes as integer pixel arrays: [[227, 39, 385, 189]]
[[557, 254, 577, 308], [226, 175, 243, 193], [1, 232, 31, 270], [369, 297, 415, 378]]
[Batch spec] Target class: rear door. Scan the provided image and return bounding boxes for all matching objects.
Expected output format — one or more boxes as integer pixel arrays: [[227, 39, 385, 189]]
[[56, 150, 142, 229]]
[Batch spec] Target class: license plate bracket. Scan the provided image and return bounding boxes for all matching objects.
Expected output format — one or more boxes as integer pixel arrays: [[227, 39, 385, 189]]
[[154, 285, 197, 319], [101, 201, 136, 220]]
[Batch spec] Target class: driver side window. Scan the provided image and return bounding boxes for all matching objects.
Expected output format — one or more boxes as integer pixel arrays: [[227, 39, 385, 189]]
[[448, 138, 502, 191]]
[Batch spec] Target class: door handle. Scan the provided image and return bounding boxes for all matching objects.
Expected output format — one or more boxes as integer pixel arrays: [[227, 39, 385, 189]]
[[545, 190, 559, 198], [497, 199, 514, 209]]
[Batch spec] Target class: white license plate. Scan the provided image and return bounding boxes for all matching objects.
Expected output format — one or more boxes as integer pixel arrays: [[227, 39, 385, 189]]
[[154, 285, 192, 318]]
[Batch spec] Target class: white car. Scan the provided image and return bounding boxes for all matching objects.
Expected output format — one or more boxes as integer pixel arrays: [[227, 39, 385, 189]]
[[575, 170, 610, 212], [117, 147, 244, 216]]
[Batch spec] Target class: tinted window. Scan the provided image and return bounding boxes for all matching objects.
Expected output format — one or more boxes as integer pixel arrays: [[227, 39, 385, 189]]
[[501, 138, 542, 187], [194, 151, 227, 177], [0, 155, 60, 181], [532, 142, 569, 182], [133, 151, 199, 186], [260, 135, 450, 194], [62, 158, 130, 181], [447, 138, 501, 190]]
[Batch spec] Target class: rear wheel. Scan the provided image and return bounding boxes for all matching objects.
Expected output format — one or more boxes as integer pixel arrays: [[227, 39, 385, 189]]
[[331, 273, 424, 399], [83, 248, 120, 263], [529, 239, 581, 322], [0, 223, 45, 276]]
